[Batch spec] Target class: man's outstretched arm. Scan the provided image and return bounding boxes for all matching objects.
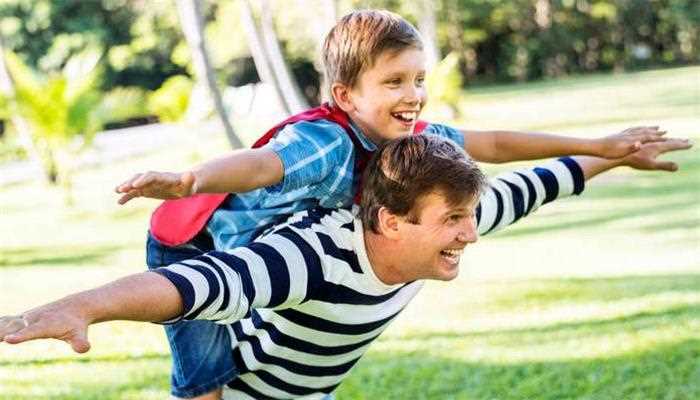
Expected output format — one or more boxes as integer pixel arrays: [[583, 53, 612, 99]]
[[0, 272, 181, 352], [477, 138, 692, 235]]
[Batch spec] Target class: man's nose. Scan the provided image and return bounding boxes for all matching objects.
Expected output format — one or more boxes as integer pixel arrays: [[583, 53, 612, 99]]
[[457, 219, 478, 244]]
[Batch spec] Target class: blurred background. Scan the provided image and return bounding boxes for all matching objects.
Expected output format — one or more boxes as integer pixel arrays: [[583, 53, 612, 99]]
[[0, 1, 698, 399]]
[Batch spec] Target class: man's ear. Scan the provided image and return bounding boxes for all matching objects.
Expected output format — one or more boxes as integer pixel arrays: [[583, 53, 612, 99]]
[[331, 82, 355, 113], [376, 207, 402, 239]]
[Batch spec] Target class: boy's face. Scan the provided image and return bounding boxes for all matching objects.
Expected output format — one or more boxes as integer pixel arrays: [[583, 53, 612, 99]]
[[341, 47, 427, 144]]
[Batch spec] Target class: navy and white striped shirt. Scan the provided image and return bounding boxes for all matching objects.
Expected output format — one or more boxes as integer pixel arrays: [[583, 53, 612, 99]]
[[155, 157, 585, 399]]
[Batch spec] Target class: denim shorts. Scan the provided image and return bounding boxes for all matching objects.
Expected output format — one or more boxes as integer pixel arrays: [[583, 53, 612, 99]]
[[147, 232, 238, 398]]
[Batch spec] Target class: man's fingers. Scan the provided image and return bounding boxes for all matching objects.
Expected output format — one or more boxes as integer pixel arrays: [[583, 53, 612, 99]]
[[653, 160, 678, 172], [69, 333, 91, 354], [0, 315, 27, 341]]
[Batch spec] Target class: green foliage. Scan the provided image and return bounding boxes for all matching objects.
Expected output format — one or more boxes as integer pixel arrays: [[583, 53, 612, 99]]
[[5, 49, 104, 190], [97, 87, 149, 126], [147, 75, 193, 122], [425, 52, 463, 117]]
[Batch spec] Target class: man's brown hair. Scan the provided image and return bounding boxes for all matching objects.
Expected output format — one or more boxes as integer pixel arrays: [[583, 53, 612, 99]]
[[322, 10, 423, 103], [361, 135, 487, 233]]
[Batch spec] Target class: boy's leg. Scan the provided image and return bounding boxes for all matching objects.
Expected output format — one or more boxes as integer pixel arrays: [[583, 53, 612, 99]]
[[147, 232, 238, 398]]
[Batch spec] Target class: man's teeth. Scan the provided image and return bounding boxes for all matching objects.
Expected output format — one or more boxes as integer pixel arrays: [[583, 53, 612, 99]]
[[441, 249, 463, 263]]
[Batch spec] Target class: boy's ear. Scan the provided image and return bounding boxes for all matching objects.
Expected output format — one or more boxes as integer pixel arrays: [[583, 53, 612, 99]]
[[331, 82, 355, 113], [376, 207, 401, 240]]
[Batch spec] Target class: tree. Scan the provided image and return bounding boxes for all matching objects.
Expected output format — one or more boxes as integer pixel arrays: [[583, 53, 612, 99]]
[[0, 36, 43, 180], [258, 0, 308, 113], [238, 0, 290, 115], [5, 49, 104, 203], [175, 0, 243, 148]]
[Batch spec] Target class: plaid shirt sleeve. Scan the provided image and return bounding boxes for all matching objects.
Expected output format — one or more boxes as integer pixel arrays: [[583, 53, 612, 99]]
[[263, 119, 352, 195], [423, 123, 465, 148]]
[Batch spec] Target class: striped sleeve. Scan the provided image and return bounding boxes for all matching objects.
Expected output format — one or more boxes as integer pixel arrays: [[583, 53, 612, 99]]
[[476, 156, 585, 236], [153, 227, 325, 324]]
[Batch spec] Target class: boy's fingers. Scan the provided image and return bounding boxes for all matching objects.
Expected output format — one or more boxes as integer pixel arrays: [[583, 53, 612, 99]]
[[117, 190, 141, 205]]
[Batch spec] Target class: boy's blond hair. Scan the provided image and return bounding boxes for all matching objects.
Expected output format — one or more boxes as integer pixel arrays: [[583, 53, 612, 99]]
[[322, 10, 423, 103]]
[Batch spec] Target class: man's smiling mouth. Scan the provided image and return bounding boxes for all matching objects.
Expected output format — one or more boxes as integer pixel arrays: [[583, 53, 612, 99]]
[[440, 248, 463, 265]]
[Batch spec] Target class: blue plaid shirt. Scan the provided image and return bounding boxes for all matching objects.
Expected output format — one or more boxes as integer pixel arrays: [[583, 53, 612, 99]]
[[206, 119, 464, 250]]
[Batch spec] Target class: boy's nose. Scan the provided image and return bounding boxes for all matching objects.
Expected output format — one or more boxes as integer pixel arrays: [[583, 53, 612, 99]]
[[403, 85, 422, 105]]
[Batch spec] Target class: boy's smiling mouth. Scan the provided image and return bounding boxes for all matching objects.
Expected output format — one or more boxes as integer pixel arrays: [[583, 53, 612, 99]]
[[391, 111, 418, 124]]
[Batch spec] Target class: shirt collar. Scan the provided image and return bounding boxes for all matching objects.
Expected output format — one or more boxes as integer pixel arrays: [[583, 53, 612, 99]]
[[352, 217, 404, 292], [348, 119, 378, 152]]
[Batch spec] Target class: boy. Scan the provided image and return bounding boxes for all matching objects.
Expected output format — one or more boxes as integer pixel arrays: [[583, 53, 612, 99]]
[[116, 10, 667, 400]]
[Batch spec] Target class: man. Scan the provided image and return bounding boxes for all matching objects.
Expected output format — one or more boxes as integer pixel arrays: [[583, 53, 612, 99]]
[[0, 134, 691, 399]]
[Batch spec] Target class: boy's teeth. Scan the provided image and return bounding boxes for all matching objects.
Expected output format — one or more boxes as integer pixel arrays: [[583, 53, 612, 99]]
[[393, 112, 416, 122]]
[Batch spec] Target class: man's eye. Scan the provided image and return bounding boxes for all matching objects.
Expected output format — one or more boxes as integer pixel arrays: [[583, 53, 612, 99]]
[[387, 79, 401, 85]]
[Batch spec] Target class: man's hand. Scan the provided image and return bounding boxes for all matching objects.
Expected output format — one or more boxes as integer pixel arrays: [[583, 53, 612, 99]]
[[595, 126, 668, 159], [0, 300, 92, 353], [621, 138, 693, 171], [115, 170, 196, 205]]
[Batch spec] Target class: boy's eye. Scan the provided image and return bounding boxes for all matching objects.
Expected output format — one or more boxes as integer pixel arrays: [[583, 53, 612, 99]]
[[416, 77, 425, 86]]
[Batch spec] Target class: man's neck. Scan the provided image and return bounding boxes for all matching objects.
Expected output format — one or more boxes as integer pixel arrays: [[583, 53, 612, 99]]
[[363, 230, 409, 285]]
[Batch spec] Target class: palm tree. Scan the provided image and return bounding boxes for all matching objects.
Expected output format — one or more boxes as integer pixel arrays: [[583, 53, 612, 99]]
[[5, 50, 104, 203], [175, 0, 243, 149], [0, 36, 43, 181]]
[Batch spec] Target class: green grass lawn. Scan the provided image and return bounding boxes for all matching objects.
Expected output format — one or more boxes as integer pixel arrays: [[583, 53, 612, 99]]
[[1, 66, 698, 399]]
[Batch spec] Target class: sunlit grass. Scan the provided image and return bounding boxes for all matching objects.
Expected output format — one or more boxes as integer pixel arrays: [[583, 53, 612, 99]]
[[1, 66, 698, 399]]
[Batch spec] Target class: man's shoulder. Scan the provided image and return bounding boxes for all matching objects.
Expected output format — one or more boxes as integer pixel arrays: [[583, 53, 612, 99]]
[[260, 208, 355, 242]]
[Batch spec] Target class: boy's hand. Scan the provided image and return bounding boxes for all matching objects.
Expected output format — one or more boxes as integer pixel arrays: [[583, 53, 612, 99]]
[[595, 126, 668, 159], [115, 171, 196, 205], [0, 302, 92, 353], [621, 138, 693, 171]]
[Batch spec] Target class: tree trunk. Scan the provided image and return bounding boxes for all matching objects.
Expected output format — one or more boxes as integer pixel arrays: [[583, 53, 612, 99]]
[[238, 0, 290, 115], [418, 0, 440, 70], [314, 0, 338, 103], [176, 0, 243, 149], [0, 37, 48, 182], [258, 0, 308, 114]]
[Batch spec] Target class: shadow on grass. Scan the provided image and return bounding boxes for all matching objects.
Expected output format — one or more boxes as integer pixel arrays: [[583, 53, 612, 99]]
[[396, 302, 699, 347], [0, 353, 170, 400], [0, 352, 168, 367], [340, 339, 700, 399], [489, 273, 700, 307], [0, 244, 128, 268], [491, 198, 698, 239]]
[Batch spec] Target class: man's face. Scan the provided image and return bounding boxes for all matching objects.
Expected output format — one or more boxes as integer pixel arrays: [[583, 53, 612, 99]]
[[397, 192, 479, 281], [344, 47, 428, 144]]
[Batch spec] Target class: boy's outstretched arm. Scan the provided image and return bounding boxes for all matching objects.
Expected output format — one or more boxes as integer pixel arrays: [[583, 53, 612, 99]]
[[0, 272, 182, 352], [574, 137, 692, 180], [116, 148, 283, 204], [462, 126, 667, 164]]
